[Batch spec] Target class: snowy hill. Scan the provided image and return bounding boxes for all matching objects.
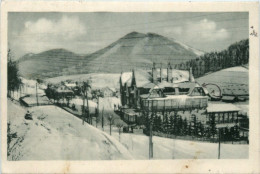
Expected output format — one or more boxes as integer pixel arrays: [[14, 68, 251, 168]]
[[197, 66, 249, 97], [17, 32, 204, 79], [7, 99, 133, 160]]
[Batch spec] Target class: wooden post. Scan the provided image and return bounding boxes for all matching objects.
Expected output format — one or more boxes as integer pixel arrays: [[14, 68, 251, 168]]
[[36, 82, 39, 106], [82, 94, 85, 125]]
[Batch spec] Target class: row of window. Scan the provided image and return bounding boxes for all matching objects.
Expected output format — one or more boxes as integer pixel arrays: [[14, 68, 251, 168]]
[[207, 112, 238, 124]]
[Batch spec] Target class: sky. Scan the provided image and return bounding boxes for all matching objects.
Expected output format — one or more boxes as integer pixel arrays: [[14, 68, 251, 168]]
[[8, 12, 249, 60]]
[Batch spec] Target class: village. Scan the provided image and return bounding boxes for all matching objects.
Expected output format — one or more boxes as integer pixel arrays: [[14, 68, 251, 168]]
[[7, 61, 249, 160]]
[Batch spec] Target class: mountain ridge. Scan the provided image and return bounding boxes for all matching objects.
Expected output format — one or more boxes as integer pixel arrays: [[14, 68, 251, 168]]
[[18, 31, 205, 79]]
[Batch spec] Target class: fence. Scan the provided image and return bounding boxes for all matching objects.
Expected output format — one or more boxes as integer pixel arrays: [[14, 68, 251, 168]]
[[152, 131, 248, 144]]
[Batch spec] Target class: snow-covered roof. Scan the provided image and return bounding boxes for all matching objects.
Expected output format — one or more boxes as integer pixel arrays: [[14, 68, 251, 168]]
[[134, 70, 152, 88], [207, 103, 240, 113], [155, 69, 194, 83], [121, 72, 132, 85], [65, 83, 77, 87]]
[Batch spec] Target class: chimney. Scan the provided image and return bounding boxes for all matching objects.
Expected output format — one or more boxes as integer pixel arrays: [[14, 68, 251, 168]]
[[167, 62, 172, 82], [189, 67, 193, 82], [152, 62, 157, 83], [160, 63, 162, 82]]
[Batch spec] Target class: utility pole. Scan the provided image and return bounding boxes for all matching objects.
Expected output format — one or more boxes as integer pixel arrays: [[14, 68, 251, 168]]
[[149, 121, 153, 159], [102, 107, 104, 131], [82, 88, 85, 125], [149, 100, 154, 159], [36, 82, 39, 106], [218, 128, 221, 159], [108, 115, 112, 135]]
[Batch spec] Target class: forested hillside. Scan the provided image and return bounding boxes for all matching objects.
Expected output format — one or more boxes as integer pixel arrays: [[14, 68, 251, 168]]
[[174, 39, 249, 78]]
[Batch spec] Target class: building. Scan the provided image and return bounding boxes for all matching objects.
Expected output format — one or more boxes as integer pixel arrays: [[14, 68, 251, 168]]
[[206, 103, 242, 140], [119, 63, 209, 130], [120, 63, 208, 110]]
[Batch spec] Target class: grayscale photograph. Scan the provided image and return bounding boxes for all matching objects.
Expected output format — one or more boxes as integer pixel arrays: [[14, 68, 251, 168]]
[[7, 12, 249, 160]]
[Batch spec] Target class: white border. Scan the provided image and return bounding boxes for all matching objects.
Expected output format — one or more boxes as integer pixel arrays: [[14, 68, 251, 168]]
[[1, 1, 259, 173]]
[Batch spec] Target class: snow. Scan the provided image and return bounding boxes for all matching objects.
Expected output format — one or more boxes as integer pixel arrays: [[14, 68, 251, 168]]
[[71, 98, 97, 108], [46, 73, 121, 89], [171, 38, 205, 56], [99, 97, 121, 111], [221, 66, 248, 72], [103, 126, 248, 159], [121, 72, 132, 85], [8, 99, 248, 160], [7, 99, 133, 160], [207, 103, 241, 113]]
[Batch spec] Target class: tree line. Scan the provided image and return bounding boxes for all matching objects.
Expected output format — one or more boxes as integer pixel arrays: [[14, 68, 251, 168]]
[[144, 112, 241, 142], [174, 39, 249, 78]]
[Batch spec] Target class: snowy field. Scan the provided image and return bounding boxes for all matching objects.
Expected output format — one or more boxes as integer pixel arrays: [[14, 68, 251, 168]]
[[8, 99, 248, 160], [102, 126, 248, 159]]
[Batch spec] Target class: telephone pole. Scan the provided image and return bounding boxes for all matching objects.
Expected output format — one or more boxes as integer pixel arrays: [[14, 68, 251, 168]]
[[218, 128, 221, 159], [36, 82, 39, 106], [102, 107, 104, 131]]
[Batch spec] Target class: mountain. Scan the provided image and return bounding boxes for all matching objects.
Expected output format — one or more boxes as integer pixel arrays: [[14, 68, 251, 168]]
[[81, 32, 204, 74], [18, 49, 88, 79], [18, 32, 204, 79]]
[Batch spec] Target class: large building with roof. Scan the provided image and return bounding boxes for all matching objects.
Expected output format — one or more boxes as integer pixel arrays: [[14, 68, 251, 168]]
[[119, 63, 248, 142], [119, 63, 208, 111]]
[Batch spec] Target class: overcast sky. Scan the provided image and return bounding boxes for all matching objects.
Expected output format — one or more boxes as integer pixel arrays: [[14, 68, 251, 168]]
[[8, 12, 249, 60]]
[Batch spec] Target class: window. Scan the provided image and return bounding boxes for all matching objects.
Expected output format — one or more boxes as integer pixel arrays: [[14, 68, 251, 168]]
[[228, 112, 233, 123], [215, 113, 219, 123], [219, 113, 224, 123], [224, 113, 229, 123]]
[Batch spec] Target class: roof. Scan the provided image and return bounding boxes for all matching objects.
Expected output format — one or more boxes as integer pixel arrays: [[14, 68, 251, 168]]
[[65, 83, 77, 87], [122, 108, 140, 116], [207, 103, 240, 113], [155, 68, 194, 83], [56, 89, 74, 93], [21, 95, 50, 105], [121, 72, 132, 85], [121, 68, 196, 88], [134, 70, 151, 88]]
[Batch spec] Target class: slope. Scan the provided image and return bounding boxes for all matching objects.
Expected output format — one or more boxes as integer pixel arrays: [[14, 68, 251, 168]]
[[18, 49, 88, 79], [7, 99, 133, 160], [82, 32, 204, 73], [196, 66, 249, 97]]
